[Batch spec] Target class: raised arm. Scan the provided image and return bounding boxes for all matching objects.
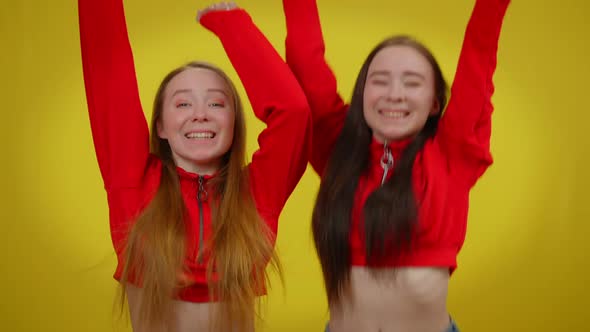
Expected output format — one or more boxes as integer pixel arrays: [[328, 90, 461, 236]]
[[78, 0, 150, 189], [283, 0, 348, 176], [200, 7, 312, 230], [437, 0, 511, 187]]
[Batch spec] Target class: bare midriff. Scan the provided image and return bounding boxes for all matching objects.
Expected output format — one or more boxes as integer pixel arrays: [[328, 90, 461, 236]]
[[327, 266, 451, 332], [125, 284, 254, 332]]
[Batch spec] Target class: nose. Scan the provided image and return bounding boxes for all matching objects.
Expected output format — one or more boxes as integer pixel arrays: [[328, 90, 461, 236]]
[[386, 82, 405, 103], [191, 104, 208, 122]]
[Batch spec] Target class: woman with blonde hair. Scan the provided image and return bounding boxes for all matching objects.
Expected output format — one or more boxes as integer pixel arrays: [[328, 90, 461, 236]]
[[78, 1, 311, 331]]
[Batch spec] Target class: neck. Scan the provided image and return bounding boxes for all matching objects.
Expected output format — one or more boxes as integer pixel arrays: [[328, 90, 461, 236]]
[[175, 160, 220, 176]]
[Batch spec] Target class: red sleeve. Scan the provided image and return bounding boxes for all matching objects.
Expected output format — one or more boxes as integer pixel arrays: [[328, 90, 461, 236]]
[[200, 10, 312, 227], [437, 0, 510, 188], [78, 0, 150, 189], [283, 0, 348, 176]]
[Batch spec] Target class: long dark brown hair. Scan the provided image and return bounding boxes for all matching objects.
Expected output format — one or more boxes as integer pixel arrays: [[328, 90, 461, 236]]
[[312, 36, 448, 305], [119, 62, 280, 331]]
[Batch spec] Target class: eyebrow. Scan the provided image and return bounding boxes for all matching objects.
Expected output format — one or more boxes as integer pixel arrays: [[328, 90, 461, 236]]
[[368, 70, 426, 80], [367, 71, 389, 78], [171, 89, 192, 97], [206, 88, 230, 97], [402, 71, 426, 80], [171, 88, 230, 98]]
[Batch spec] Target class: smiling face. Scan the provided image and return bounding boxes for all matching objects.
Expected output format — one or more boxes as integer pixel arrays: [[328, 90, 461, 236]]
[[156, 67, 236, 175], [362, 45, 439, 143]]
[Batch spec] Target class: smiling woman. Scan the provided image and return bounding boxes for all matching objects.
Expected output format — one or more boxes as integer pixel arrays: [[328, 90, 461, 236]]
[[77, 0, 311, 331], [155, 66, 237, 176], [362, 41, 442, 144], [282, 0, 510, 331]]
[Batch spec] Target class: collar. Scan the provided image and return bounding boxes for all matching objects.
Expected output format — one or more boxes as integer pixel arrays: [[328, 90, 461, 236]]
[[175, 165, 219, 181], [369, 136, 413, 167]]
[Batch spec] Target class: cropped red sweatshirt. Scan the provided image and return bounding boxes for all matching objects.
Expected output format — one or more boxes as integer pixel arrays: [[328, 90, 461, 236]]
[[78, 0, 311, 302], [284, 0, 509, 270]]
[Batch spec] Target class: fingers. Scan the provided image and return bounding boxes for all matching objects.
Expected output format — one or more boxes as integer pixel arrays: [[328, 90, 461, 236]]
[[197, 1, 238, 22]]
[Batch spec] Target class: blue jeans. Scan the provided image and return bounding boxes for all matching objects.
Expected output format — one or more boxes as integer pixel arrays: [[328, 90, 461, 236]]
[[448, 318, 460, 332], [324, 318, 459, 332]]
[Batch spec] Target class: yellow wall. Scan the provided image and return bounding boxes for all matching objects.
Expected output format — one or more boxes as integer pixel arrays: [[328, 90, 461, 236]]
[[2, 0, 589, 331]]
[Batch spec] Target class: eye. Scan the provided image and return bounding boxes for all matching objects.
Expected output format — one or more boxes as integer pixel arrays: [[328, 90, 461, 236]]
[[370, 79, 388, 86], [175, 101, 191, 108], [404, 80, 422, 88], [208, 100, 226, 108]]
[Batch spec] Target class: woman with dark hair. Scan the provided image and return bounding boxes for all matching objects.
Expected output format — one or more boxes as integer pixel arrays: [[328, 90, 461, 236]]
[[78, 1, 311, 331], [283, 0, 510, 331]]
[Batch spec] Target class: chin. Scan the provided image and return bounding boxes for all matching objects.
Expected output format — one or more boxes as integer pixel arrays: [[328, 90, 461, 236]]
[[192, 153, 223, 164], [379, 130, 407, 141]]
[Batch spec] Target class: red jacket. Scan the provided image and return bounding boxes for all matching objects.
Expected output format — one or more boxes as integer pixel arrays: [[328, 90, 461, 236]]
[[79, 0, 311, 302], [284, 0, 509, 271]]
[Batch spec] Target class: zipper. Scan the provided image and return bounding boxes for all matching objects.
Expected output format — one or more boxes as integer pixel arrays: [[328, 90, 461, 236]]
[[380, 142, 394, 185], [196, 175, 208, 264]]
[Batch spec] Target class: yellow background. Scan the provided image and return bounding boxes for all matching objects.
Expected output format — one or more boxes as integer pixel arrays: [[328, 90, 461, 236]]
[[2, 0, 589, 331]]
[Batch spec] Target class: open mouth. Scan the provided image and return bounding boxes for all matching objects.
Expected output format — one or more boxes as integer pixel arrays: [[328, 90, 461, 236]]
[[379, 110, 410, 119], [185, 131, 216, 139]]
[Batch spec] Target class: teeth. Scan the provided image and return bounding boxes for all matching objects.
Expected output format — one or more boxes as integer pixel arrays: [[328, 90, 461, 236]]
[[186, 132, 214, 139], [381, 111, 407, 118]]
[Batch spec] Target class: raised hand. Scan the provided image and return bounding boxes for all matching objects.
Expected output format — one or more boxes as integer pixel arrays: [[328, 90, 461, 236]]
[[197, 1, 238, 22]]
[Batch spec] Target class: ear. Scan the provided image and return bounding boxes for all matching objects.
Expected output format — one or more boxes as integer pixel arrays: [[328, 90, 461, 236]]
[[156, 120, 167, 139], [429, 98, 441, 116]]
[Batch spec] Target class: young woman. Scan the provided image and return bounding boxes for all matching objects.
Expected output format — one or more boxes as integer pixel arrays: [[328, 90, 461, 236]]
[[282, 0, 510, 331], [78, 1, 311, 331]]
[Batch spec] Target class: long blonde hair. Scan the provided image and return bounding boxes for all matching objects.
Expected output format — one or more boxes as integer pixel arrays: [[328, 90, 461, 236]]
[[119, 61, 281, 331]]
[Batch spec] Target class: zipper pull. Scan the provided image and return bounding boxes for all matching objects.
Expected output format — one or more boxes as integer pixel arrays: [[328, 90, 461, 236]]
[[197, 175, 208, 202], [380, 142, 394, 185]]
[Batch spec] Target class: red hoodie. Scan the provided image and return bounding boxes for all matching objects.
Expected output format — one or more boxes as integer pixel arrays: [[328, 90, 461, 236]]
[[78, 0, 311, 302], [284, 0, 509, 270]]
